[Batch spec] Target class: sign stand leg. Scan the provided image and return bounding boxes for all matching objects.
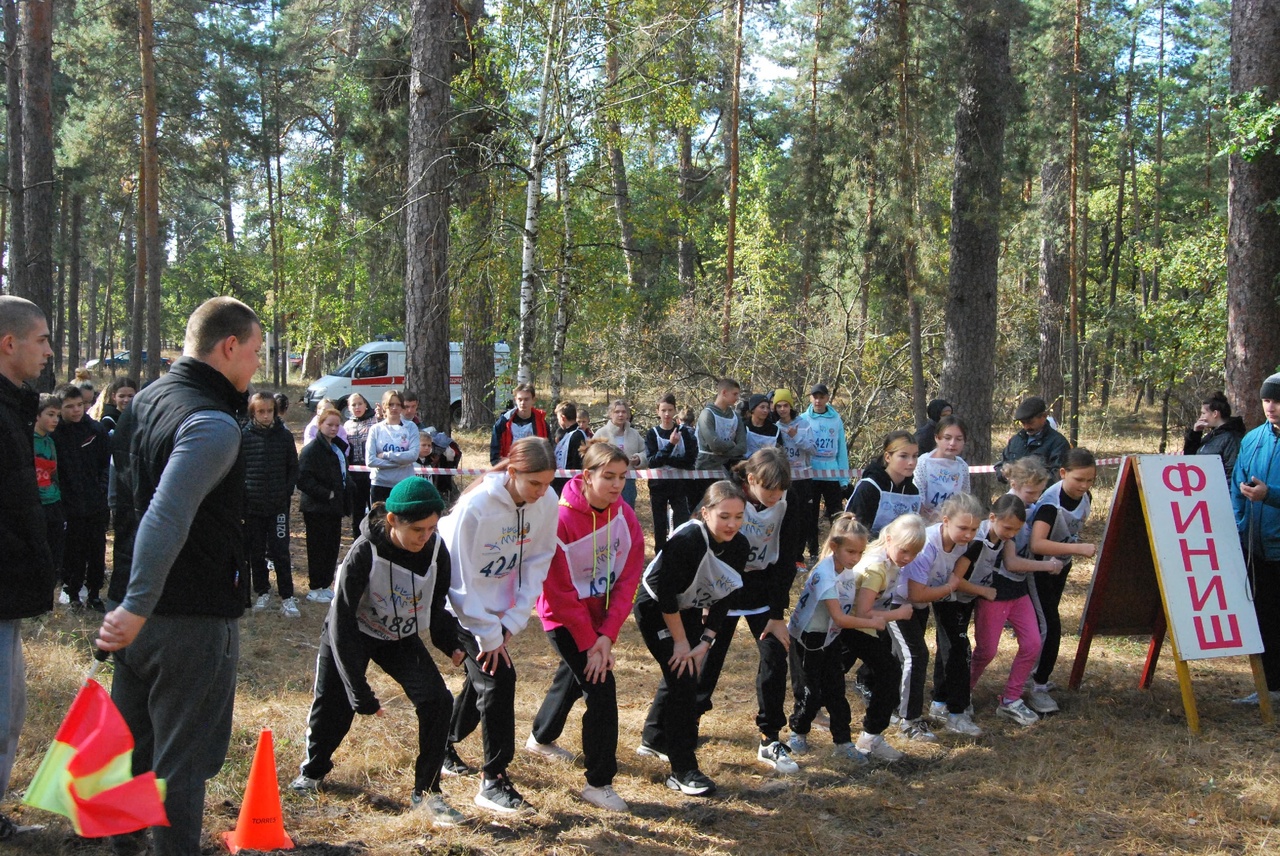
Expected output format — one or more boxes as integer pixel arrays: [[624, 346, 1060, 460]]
[[1248, 654, 1274, 725], [1173, 658, 1200, 735], [1140, 610, 1167, 690], [1068, 620, 1095, 691]]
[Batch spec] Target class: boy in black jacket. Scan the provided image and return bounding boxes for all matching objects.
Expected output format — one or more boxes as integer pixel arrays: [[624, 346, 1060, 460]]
[[53, 383, 111, 611], [242, 392, 300, 617]]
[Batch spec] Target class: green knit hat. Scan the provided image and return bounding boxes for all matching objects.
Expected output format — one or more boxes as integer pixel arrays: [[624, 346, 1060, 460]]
[[385, 477, 445, 516]]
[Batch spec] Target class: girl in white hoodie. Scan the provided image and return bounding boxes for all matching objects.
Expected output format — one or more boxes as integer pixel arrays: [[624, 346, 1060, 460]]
[[364, 390, 420, 502], [441, 437, 559, 815]]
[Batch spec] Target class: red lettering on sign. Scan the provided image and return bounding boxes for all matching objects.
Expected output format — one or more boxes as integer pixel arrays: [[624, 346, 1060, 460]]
[[1194, 614, 1243, 650], [1187, 574, 1227, 611], [1163, 463, 1207, 497], [1172, 500, 1211, 535], [1179, 538, 1220, 574]]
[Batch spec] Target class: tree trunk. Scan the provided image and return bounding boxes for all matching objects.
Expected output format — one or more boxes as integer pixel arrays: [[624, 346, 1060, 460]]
[[516, 0, 563, 386], [404, 0, 453, 429], [676, 124, 696, 293], [604, 22, 642, 294], [1038, 155, 1068, 420], [550, 153, 572, 406], [53, 184, 67, 377], [1100, 19, 1137, 411], [68, 192, 82, 372], [723, 0, 744, 351], [939, 0, 1014, 467], [21, 0, 54, 389], [1226, 0, 1280, 428], [139, 0, 163, 382], [130, 151, 145, 374], [4, 0, 25, 299]]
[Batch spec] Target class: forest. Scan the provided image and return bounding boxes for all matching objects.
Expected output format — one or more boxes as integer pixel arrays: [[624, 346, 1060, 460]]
[[3, 0, 1279, 464]]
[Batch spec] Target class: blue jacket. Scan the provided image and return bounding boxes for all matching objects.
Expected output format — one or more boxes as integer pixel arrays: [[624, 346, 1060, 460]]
[[1231, 422, 1280, 562], [802, 404, 848, 484]]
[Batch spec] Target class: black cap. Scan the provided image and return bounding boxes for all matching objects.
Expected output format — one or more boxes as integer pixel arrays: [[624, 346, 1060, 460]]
[[747, 393, 771, 412], [1014, 396, 1048, 421], [809, 383, 830, 397]]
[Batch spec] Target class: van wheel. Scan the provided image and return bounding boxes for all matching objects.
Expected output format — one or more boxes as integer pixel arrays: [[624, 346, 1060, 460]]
[[449, 401, 461, 428]]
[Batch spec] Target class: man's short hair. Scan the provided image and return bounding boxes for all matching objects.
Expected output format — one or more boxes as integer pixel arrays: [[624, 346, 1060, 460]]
[[402, 389, 419, 404], [184, 297, 260, 357], [514, 383, 536, 397], [0, 295, 47, 339], [555, 401, 577, 421], [1202, 391, 1231, 419], [54, 383, 83, 402], [716, 378, 740, 392], [38, 393, 61, 413]]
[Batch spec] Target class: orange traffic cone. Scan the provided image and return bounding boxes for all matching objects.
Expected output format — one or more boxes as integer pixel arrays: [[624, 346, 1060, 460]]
[[222, 728, 294, 853]]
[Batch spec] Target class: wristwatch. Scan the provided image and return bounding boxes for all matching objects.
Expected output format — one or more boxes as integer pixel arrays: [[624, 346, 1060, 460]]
[[699, 632, 716, 648]]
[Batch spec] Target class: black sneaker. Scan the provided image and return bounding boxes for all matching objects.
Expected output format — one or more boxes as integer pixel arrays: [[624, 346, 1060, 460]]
[[86, 596, 106, 613], [474, 773, 531, 814], [666, 768, 716, 796], [0, 813, 15, 841], [442, 744, 478, 777]]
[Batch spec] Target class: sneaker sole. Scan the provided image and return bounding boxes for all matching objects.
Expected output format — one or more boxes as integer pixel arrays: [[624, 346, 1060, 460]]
[[665, 776, 715, 796], [524, 743, 574, 761], [997, 711, 1039, 727], [635, 745, 670, 763], [473, 794, 528, 814]]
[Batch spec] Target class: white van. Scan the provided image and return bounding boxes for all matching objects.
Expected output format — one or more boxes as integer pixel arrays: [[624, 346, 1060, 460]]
[[302, 340, 511, 419]]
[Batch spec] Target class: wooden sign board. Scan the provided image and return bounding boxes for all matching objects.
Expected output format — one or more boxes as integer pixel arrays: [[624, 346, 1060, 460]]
[[1069, 456, 1271, 733]]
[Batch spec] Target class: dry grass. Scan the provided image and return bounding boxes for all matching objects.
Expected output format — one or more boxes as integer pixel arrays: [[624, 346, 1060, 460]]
[[6, 405, 1280, 855]]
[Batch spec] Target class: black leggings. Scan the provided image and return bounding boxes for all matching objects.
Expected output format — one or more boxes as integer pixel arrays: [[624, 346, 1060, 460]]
[[1031, 564, 1071, 685], [694, 611, 789, 742]]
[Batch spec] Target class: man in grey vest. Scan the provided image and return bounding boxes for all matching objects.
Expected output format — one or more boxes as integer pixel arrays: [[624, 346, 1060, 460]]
[[96, 297, 261, 855]]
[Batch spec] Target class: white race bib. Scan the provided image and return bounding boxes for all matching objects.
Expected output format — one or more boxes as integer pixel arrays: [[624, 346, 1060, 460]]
[[560, 512, 631, 600]]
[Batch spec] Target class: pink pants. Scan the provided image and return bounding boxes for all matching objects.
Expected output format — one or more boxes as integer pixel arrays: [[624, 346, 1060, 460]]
[[970, 595, 1043, 704]]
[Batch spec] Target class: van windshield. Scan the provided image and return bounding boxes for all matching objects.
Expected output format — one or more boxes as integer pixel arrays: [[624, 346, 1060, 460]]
[[331, 350, 366, 378]]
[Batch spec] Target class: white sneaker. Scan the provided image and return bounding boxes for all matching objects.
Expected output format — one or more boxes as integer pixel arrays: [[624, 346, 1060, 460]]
[[580, 784, 628, 811], [899, 718, 937, 742], [787, 733, 810, 755], [945, 712, 982, 736], [1025, 679, 1058, 693], [928, 701, 949, 721], [254, 593, 272, 611], [306, 588, 334, 603], [831, 742, 869, 765], [1026, 688, 1060, 715], [1233, 690, 1280, 705], [524, 733, 574, 761], [289, 774, 322, 792], [855, 731, 903, 762], [58, 590, 71, 605], [757, 740, 799, 774], [635, 743, 670, 763], [997, 698, 1040, 727], [280, 597, 301, 619]]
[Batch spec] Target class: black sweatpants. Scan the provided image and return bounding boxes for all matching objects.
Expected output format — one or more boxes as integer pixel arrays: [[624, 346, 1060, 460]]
[[244, 512, 294, 598], [303, 512, 343, 591], [300, 624, 452, 794], [44, 500, 65, 580], [809, 481, 845, 556], [1250, 557, 1280, 689], [531, 626, 618, 787], [931, 600, 975, 714], [63, 513, 108, 600], [637, 603, 706, 775], [1030, 563, 1071, 686], [789, 633, 852, 744], [348, 472, 372, 539], [887, 606, 930, 721], [790, 479, 814, 561], [694, 611, 788, 742], [839, 628, 900, 735], [447, 627, 517, 779], [649, 479, 692, 553]]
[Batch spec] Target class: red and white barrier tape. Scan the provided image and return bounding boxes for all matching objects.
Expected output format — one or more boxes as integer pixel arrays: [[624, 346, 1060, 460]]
[[349, 457, 1126, 479]]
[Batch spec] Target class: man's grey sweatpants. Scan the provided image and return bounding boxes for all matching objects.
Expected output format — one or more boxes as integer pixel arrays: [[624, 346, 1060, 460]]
[[0, 620, 26, 798], [111, 614, 238, 856]]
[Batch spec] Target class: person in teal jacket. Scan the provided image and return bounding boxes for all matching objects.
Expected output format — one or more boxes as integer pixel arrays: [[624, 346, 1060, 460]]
[[803, 384, 849, 560], [1231, 371, 1280, 705]]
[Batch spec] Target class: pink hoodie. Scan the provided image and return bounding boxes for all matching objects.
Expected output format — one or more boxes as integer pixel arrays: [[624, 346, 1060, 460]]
[[536, 474, 645, 651]]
